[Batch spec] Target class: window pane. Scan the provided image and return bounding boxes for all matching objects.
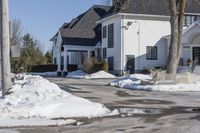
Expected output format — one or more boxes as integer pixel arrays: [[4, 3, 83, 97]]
[[146, 46, 157, 60]]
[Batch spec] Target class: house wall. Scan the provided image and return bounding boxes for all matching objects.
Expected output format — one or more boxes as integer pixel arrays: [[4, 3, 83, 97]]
[[182, 24, 200, 65], [101, 14, 171, 74], [123, 17, 171, 71], [101, 16, 122, 75], [52, 31, 62, 66]]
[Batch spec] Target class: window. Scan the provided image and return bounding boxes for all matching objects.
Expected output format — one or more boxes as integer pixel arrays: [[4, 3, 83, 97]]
[[108, 57, 114, 70], [54, 58, 57, 65], [108, 24, 114, 48], [184, 15, 200, 26], [61, 56, 64, 65], [67, 55, 69, 65], [103, 26, 107, 38], [96, 48, 102, 60], [146, 46, 157, 60], [103, 48, 107, 59], [90, 51, 95, 57], [61, 46, 64, 51]]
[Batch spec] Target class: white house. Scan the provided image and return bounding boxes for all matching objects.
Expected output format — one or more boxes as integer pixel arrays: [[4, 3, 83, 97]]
[[50, 5, 111, 76], [51, 0, 200, 76], [97, 0, 200, 75]]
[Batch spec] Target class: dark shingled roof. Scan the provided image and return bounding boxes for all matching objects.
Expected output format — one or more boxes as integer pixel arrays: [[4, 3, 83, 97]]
[[59, 5, 111, 46], [104, 0, 200, 18]]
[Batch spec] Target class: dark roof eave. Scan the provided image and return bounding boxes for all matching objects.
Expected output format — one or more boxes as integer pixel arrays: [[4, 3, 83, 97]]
[[62, 43, 96, 46]]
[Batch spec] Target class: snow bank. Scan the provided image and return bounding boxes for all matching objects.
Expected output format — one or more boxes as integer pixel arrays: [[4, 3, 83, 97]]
[[110, 74, 200, 92], [30, 72, 57, 77], [0, 74, 113, 127], [0, 119, 76, 128], [66, 70, 87, 79], [67, 70, 116, 79], [85, 71, 116, 79]]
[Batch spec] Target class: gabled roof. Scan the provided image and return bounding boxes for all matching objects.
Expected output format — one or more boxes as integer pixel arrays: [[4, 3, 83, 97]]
[[58, 5, 111, 46], [104, 0, 200, 18], [50, 32, 58, 41]]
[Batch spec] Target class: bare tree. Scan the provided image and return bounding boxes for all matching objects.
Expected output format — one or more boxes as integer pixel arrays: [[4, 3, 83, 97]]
[[10, 19, 23, 46], [0, 0, 12, 98], [166, 0, 186, 79], [102, 0, 111, 5]]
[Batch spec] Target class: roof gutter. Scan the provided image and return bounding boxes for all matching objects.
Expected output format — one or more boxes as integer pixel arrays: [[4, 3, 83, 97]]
[[97, 13, 170, 23], [118, 13, 170, 20], [96, 14, 120, 23]]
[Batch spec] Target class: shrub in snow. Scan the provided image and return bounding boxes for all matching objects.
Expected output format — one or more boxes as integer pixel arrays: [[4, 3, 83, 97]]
[[83, 57, 109, 74], [83, 57, 96, 74]]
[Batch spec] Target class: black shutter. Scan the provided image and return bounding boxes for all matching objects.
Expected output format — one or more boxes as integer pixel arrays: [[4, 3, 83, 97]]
[[108, 24, 114, 48], [103, 26, 107, 38], [108, 57, 114, 70], [103, 48, 107, 59]]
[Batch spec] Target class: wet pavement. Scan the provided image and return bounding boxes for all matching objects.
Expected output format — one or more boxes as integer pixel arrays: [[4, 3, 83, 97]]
[[1, 77, 200, 133]]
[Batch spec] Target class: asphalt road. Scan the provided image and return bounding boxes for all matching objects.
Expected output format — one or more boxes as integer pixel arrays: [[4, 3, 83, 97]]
[[1, 77, 200, 133]]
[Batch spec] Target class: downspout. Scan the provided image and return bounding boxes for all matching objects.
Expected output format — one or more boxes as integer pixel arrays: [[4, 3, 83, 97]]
[[134, 21, 141, 71], [121, 15, 125, 75], [138, 22, 141, 71]]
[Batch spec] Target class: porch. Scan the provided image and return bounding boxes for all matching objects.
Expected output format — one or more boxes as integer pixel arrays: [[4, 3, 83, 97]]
[[57, 45, 102, 76]]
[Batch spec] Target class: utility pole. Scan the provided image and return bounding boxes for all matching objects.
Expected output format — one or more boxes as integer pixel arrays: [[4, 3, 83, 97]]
[[0, 0, 12, 98]]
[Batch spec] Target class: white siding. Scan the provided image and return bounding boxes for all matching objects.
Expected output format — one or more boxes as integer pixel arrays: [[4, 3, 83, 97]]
[[101, 14, 171, 72], [181, 24, 200, 65], [123, 18, 170, 70], [101, 16, 122, 71], [52, 31, 63, 65]]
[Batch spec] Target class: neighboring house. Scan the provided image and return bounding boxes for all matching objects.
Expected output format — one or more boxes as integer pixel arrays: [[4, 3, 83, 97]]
[[98, 0, 200, 75], [51, 0, 200, 76], [50, 5, 111, 76]]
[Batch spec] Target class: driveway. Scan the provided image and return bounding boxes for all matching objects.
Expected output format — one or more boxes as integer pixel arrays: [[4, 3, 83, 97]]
[[2, 77, 200, 133]]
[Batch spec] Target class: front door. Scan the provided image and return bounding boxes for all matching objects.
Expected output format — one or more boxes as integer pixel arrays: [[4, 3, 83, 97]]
[[126, 55, 135, 74], [193, 47, 200, 64]]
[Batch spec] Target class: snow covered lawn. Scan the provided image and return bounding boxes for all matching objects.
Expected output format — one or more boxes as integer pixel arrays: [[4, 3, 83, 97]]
[[110, 74, 200, 92], [66, 70, 116, 79], [0, 74, 115, 127]]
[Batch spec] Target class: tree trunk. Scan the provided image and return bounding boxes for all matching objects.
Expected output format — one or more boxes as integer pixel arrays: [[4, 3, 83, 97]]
[[166, 0, 179, 80], [177, 0, 186, 61], [166, 0, 186, 80], [0, 0, 12, 97]]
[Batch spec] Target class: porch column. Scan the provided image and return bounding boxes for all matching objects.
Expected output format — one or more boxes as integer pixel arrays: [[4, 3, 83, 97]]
[[63, 47, 68, 76], [87, 50, 91, 59], [57, 49, 62, 76]]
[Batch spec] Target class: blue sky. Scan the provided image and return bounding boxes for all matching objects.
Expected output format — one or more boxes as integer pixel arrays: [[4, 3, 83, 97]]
[[9, 0, 108, 52]]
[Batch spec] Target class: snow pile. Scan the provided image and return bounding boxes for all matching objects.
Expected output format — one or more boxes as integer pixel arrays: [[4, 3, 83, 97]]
[[67, 70, 116, 79], [0, 74, 113, 127], [66, 70, 87, 79], [0, 119, 76, 128], [110, 74, 200, 92], [31, 71, 57, 77], [85, 70, 116, 79], [177, 66, 192, 73]]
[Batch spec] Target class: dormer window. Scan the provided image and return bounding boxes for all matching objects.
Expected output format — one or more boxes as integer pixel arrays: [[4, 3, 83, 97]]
[[184, 15, 200, 26]]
